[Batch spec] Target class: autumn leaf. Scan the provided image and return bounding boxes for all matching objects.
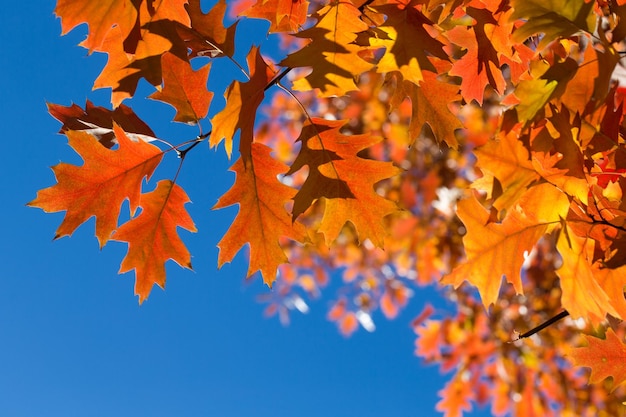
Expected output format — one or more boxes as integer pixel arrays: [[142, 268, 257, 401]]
[[280, 1, 373, 96], [149, 52, 213, 123], [388, 71, 461, 148], [89, 0, 191, 106], [370, 0, 448, 85], [512, 58, 579, 124], [472, 130, 539, 212], [510, 0, 597, 50], [530, 105, 590, 205], [113, 180, 197, 304], [593, 265, 626, 321], [210, 46, 273, 159], [238, 0, 309, 33], [287, 118, 400, 246], [28, 125, 163, 248], [47, 100, 157, 148], [179, 0, 237, 58], [556, 225, 616, 322], [569, 329, 626, 392], [55, 0, 138, 52], [213, 143, 306, 285], [442, 184, 569, 308], [435, 376, 475, 417]]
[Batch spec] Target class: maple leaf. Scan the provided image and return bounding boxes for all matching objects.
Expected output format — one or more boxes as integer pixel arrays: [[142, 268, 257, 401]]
[[55, 0, 138, 52], [511, 0, 597, 50], [442, 184, 569, 308], [47, 100, 157, 148], [370, 0, 448, 85], [569, 329, 626, 392], [178, 0, 237, 58], [287, 118, 400, 247], [388, 71, 461, 148], [280, 1, 373, 96], [113, 180, 197, 303], [149, 52, 213, 123], [28, 125, 163, 248], [210, 46, 273, 159], [238, 0, 309, 33], [213, 143, 306, 285]]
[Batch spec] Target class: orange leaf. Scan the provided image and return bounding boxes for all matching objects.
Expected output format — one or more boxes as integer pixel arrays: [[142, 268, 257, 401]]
[[447, 25, 505, 105], [55, 0, 138, 52], [389, 71, 461, 148], [90, 0, 190, 106], [556, 225, 616, 322], [442, 184, 568, 308], [371, 0, 447, 85], [287, 118, 400, 246], [472, 130, 539, 211], [47, 100, 156, 148], [210, 46, 273, 159], [238, 0, 309, 33], [179, 0, 237, 58], [149, 52, 213, 123], [280, 1, 373, 96], [593, 265, 626, 321], [569, 328, 626, 392], [113, 180, 197, 303], [28, 125, 163, 248], [435, 376, 475, 417], [213, 143, 306, 285]]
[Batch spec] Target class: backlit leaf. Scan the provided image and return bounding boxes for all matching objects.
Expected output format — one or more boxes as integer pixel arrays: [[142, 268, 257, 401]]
[[29, 125, 163, 248], [149, 52, 213, 123], [113, 180, 197, 303], [569, 329, 626, 392], [214, 143, 306, 285]]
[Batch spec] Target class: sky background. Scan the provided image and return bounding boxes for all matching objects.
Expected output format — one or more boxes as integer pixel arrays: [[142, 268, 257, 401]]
[[1, 2, 492, 417]]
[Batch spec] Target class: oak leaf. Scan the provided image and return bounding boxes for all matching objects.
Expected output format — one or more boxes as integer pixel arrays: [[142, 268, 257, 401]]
[[388, 71, 461, 148], [569, 329, 626, 392], [210, 46, 273, 159], [55, 0, 137, 52], [47, 100, 157, 148], [113, 180, 197, 303], [556, 225, 616, 322], [90, 0, 190, 106], [370, 0, 448, 85], [28, 125, 163, 248], [446, 4, 515, 105], [287, 118, 400, 247], [511, 0, 597, 50], [238, 0, 309, 33], [178, 0, 237, 58], [472, 130, 539, 212], [280, 1, 373, 96], [213, 143, 306, 285], [149, 52, 213, 123], [442, 184, 569, 308]]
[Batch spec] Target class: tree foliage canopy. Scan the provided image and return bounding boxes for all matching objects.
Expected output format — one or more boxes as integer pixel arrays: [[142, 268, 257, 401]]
[[31, 0, 626, 415]]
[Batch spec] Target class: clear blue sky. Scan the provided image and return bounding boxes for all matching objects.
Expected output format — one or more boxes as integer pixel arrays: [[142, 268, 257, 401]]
[[1, 2, 493, 416]]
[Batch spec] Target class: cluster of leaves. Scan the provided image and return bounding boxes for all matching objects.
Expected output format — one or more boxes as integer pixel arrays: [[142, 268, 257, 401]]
[[31, 0, 626, 415]]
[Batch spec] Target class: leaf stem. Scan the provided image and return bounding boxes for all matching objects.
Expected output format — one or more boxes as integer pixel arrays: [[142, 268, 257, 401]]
[[514, 310, 569, 340]]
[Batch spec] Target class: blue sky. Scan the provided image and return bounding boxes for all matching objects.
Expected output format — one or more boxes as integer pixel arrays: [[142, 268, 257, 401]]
[[1, 2, 493, 417]]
